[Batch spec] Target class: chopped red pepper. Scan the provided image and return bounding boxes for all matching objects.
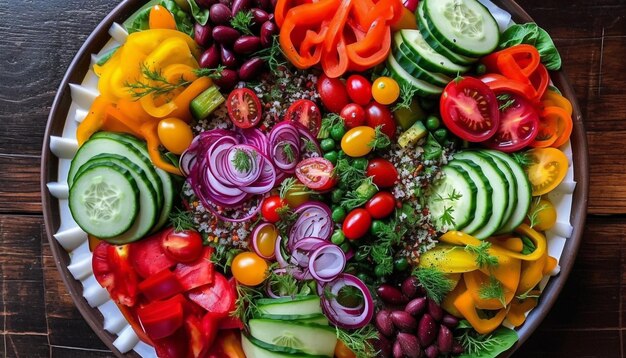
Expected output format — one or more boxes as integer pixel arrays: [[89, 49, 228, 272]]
[[137, 294, 185, 340], [187, 272, 236, 319], [138, 269, 184, 301], [92, 242, 139, 307], [173, 246, 215, 291]]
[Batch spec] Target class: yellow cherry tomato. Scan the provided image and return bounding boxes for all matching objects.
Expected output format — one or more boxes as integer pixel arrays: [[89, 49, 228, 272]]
[[255, 224, 278, 258], [149, 5, 177, 30], [157, 117, 193, 154], [341, 126, 376, 157], [525, 147, 568, 196], [372, 77, 400, 105], [231, 252, 269, 286], [283, 182, 310, 207], [526, 198, 557, 231], [334, 340, 357, 358]]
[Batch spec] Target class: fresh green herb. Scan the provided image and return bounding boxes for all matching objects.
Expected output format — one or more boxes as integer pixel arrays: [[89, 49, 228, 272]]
[[412, 267, 455, 304], [303, 138, 318, 153], [276, 205, 297, 235], [96, 46, 119, 66], [168, 208, 195, 232], [231, 284, 263, 322], [368, 125, 391, 150], [185, 0, 210, 25], [267, 264, 311, 297], [161, 0, 195, 34], [278, 177, 312, 200], [318, 114, 343, 139], [126, 63, 192, 99], [334, 158, 367, 189], [434, 188, 463, 202], [232, 149, 253, 172], [520, 235, 536, 255], [281, 143, 296, 163], [512, 151, 534, 168], [497, 93, 516, 111], [456, 324, 518, 358], [335, 325, 379, 358], [498, 23, 562, 70], [254, 35, 286, 73], [440, 206, 457, 228], [371, 245, 393, 276], [392, 81, 419, 111], [465, 242, 499, 269], [194, 64, 226, 79], [423, 133, 443, 161], [210, 244, 243, 271], [527, 197, 549, 229], [230, 10, 254, 35], [479, 275, 506, 307], [341, 178, 378, 211], [360, 218, 407, 278]]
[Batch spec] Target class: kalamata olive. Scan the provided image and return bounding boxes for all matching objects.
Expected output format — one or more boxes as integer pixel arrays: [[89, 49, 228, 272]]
[[194, 23, 213, 47], [372, 333, 392, 358], [417, 314, 438, 347], [199, 45, 221, 69], [391, 311, 417, 332], [220, 46, 238, 68], [405, 297, 427, 317], [441, 313, 459, 328], [213, 69, 239, 91], [437, 325, 453, 354], [427, 298, 443, 322], [392, 340, 403, 358], [401, 276, 420, 299], [377, 284, 408, 305], [231, 0, 250, 15], [375, 310, 395, 338], [238, 57, 265, 81], [397, 333, 421, 358], [451, 340, 465, 354], [196, 0, 218, 8], [233, 36, 262, 54], [260, 21, 278, 47], [212, 26, 240, 45], [255, 0, 272, 11], [424, 345, 439, 358], [210, 3, 233, 25], [250, 8, 270, 24]]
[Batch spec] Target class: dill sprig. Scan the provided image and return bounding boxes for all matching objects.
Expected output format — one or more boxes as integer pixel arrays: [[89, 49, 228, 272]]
[[168, 207, 196, 232], [512, 151, 533, 168], [465, 242, 499, 269], [479, 275, 506, 307], [392, 81, 419, 111], [126, 63, 191, 99], [458, 329, 506, 355], [276, 205, 297, 235], [368, 126, 391, 150], [336, 325, 379, 358], [412, 267, 455, 304], [281, 143, 296, 163], [527, 197, 549, 229], [334, 158, 367, 189], [231, 283, 263, 323], [434, 188, 463, 202], [497, 93, 516, 111], [254, 35, 286, 73], [230, 11, 254, 35], [210, 244, 243, 272], [278, 177, 312, 200], [194, 64, 226, 79], [318, 114, 343, 139], [302, 138, 319, 153], [232, 149, 253, 172]]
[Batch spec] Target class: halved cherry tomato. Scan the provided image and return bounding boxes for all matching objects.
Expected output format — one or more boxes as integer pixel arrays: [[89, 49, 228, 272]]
[[285, 99, 322, 135], [231, 252, 269, 286], [317, 74, 350, 113], [92, 242, 139, 306], [525, 198, 557, 231], [137, 294, 185, 340], [346, 74, 372, 106], [366, 158, 399, 188], [295, 157, 337, 191], [261, 195, 286, 223], [365, 102, 396, 139], [138, 268, 184, 301], [129, 231, 177, 279], [188, 272, 236, 318], [340, 103, 366, 128], [157, 118, 193, 155], [372, 76, 400, 105], [365, 191, 396, 219], [161, 228, 204, 263], [173, 246, 215, 291], [342, 208, 372, 240], [226, 88, 262, 128], [483, 91, 539, 152], [441, 77, 500, 142], [149, 5, 177, 30], [525, 147, 568, 196]]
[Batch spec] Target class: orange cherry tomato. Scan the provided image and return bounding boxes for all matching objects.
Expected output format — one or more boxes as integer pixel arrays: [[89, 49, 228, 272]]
[[525, 147, 568, 196], [231, 252, 268, 286], [149, 5, 177, 30], [157, 117, 193, 155], [334, 340, 357, 358], [372, 77, 400, 105]]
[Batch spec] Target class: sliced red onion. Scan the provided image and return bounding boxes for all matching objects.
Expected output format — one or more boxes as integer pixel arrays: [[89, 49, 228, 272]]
[[295, 123, 322, 158], [275, 235, 289, 268], [272, 140, 300, 172], [290, 237, 328, 267], [288, 202, 333, 250], [251, 223, 277, 260], [222, 145, 263, 186], [240, 128, 269, 157], [240, 155, 276, 194], [181, 129, 236, 177], [320, 274, 374, 329], [308, 244, 346, 282]]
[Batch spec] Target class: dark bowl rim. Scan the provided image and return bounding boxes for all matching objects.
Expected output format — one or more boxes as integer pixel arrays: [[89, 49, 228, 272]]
[[40, 0, 589, 356]]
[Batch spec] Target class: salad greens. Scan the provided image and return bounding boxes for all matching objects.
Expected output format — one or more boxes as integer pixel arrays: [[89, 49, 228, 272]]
[[457, 322, 519, 358], [125, 0, 194, 36], [498, 23, 562, 70]]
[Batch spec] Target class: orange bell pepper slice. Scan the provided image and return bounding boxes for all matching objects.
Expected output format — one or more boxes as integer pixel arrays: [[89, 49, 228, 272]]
[[170, 76, 213, 122], [529, 109, 559, 148], [531, 106, 572, 148], [454, 289, 509, 335], [76, 96, 108, 146], [506, 296, 538, 327], [542, 89, 573, 116], [346, 17, 391, 69], [140, 121, 182, 176], [482, 44, 541, 81], [101, 105, 144, 137]]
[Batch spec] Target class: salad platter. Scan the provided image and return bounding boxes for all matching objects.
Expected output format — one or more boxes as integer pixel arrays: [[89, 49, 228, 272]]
[[41, 0, 589, 356]]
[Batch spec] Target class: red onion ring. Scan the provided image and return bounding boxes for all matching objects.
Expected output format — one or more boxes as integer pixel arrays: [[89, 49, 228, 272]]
[[308, 244, 346, 282], [239, 128, 269, 157], [288, 202, 333, 250], [319, 274, 374, 329], [275, 235, 289, 268]]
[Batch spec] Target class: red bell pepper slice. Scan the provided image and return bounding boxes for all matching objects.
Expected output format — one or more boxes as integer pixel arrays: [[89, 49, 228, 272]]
[[137, 294, 185, 340], [187, 272, 236, 319], [92, 242, 139, 307], [138, 268, 184, 301], [129, 230, 177, 279], [184, 314, 218, 358], [173, 246, 215, 291], [153, 328, 189, 358], [482, 44, 541, 80], [218, 315, 244, 330]]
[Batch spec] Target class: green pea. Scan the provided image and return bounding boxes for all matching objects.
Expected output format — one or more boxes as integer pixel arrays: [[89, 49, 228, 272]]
[[320, 138, 336, 152], [352, 158, 369, 171], [324, 150, 339, 165], [332, 206, 347, 223], [374, 264, 388, 277], [331, 189, 345, 203], [370, 220, 385, 236], [331, 230, 346, 245], [475, 63, 487, 75], [425, 115, 441, 131], [330, 123, 347, 142], [337, 150, 347, 160], [340, 242, 351, 253], [394, 257, 409, 271], [357, 272, 371, 283], [434, 128, 448, 143]]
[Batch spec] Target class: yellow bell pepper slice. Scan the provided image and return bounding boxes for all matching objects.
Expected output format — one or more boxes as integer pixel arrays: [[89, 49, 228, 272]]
[[76, 96, 108, 146], [418, 244, 479, 273], [506, 296, 538, 327]]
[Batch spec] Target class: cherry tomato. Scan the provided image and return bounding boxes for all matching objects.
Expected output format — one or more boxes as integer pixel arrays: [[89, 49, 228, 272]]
[[340, 103, 366, 128], [525, 147, 568, 196], [226, 88, 262, 128], [335, 340, 357, 358], [526, 198, 557, 231], [92, 242, 139, 306], [317, 74, 349, 113], [254, 224, 279, 258], [149, 5, 177, 30], [365, 191, 396, 219], [440, 76, 500, 142], [295, 158, 336, 191], [285, 99, 322, 136], [261, 195, 286, 223], [372, 76, 400, 105], [366, 158, 399, 188], [365, 102, 396, 139], [231, 252, 269, 286], [342, 208, 372, 240], [340, 126, 376, 157], [282, 180, 310, 207], [482, 91, 539, 153], [157, 118, 193, 155], [346, 74, 372, 106], [161, 228, 204, 263]]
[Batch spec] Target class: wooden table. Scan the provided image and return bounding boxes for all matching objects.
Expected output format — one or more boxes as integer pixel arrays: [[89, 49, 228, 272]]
[[0, 0, 624, 356]]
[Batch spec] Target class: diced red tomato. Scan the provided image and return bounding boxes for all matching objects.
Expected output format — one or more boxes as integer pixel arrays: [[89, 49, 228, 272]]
[[174, 246, 215, 291], [137, 294, 185, 340], [129, 231, 177, 279], [188, 272, 236, 319], [138, 269, 184, 301], [92, 242, 139, 307]]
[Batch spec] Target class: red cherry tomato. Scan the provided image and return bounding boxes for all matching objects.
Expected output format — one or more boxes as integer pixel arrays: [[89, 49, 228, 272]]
[[261, 195, 286, 222], [129, 231, 177, 279], [92, 242, 139, 306], [346, 74, 373, 106], [483, 91, 540, 152], [366, 158, 399, 188], [340, 103, 366, 128], [295, 157, 336, 191], [285, 99, 322, 136], [317, 74, 350, 113], [226, 88, 262, 128], [161, 229, 203, 263], [440, 76, 500, 142], [365, 102, 396, 139], [365, 192, 397, 219], [342, 208, 372, 240]]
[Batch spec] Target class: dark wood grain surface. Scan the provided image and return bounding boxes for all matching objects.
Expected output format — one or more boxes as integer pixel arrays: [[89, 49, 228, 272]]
[[0, 0, 624, 356]]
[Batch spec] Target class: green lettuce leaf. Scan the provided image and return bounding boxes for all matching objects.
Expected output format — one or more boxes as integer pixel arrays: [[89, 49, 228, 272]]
[[498, 23, 562, 71], [186, 0, 210, 26], [457, 323, 519, 358]]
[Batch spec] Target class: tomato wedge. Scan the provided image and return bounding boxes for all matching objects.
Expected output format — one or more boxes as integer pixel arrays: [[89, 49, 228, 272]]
[[92, 242, 139, 306], [440, 77, 500, 142], [525, 147, 569, 196], [226, 88, 262, 128], [295, 157, 336, 191], [483, 92, 539, 152], [284, 99, 322, 136]]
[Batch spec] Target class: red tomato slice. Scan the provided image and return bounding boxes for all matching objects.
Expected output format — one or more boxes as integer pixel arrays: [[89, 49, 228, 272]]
[[138, 269, 184, 301], [173, 246, 215, 292], [92, 242, 139, 307], [295, 157, 336, 191], [285, 99, 322, 136], [483, 91, 539, 152], [440, 77, 500, 142], [366, 158, 398, 188], [187, 272, 236, 319], [129, 231, 177, 279], [137, 294, 185, 340], [226, 88, 262, 129], [161, 228, 204, 263]]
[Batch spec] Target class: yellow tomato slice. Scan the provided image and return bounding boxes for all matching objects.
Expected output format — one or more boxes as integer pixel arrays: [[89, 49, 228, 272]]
[[541, 90, 573, 116], [526, 147, 568, 196]]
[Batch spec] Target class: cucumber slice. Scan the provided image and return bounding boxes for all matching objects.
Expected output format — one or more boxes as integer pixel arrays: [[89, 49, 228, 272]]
[[69, 163, 139, 238], [249, 319, 337, 357], [427, 165, 477, 231], [482, 149, 532, 234], [257, 296, 323, 316], [241, 334, 328, 358], [258, 313, 329, 325], [392, 33, 452, 87], [387, 55, 443, 97], [480, 151, 517, 233], [422, 0, 499, 57], [448, 159, 492, 234], [398, 29, 470, 76]]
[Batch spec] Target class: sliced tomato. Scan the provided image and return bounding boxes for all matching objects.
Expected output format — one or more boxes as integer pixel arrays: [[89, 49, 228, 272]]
[[483, 91, 539, 152], [530, 109, 559, 148], [173, 246, 215, 291], [92, 242, 139, 307], [525, 147, 568, 196], [226, 88, 262, 129], [285, 99, 322, 136], [187, 272, 236, 319], [129, 231, 177, 279], [138, 268, 184, 301], [137, 294, 185, 340], [161, 228, 204, 263], [440, 77, 500, 142], [295, 157, 336, 191]]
